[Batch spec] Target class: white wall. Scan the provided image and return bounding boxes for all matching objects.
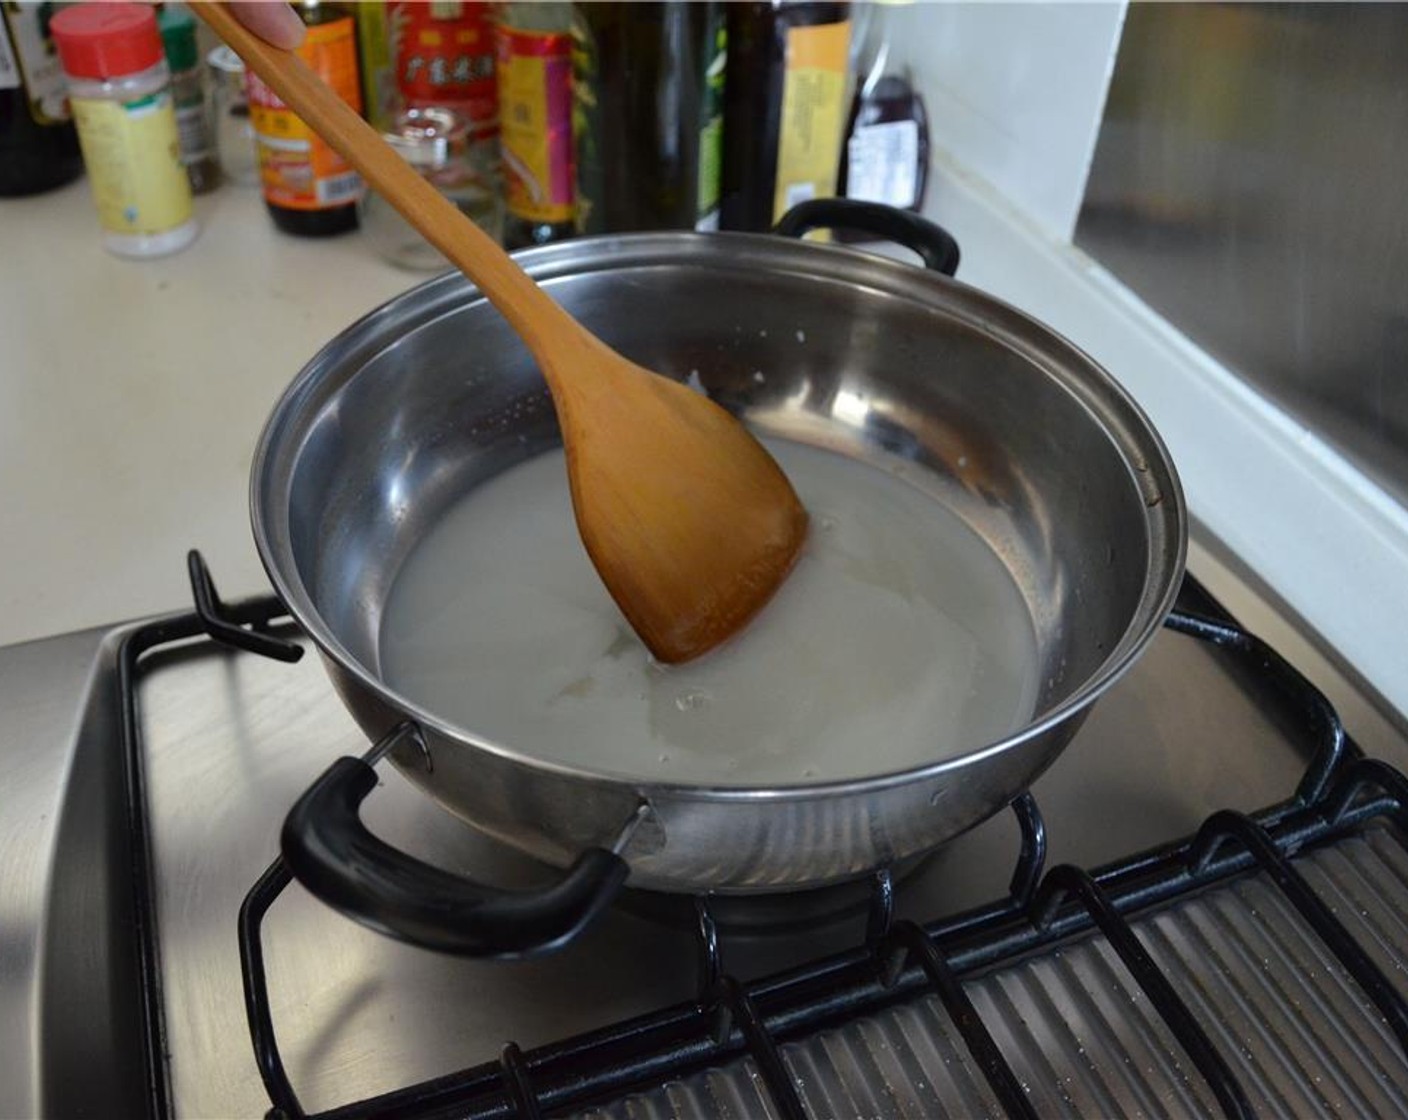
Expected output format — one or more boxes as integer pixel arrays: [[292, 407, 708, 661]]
[[884, 1, 1126, 241]]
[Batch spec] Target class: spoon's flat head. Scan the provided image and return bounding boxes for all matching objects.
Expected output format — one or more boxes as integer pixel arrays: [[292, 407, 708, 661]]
[[561, 367, 809, 664]]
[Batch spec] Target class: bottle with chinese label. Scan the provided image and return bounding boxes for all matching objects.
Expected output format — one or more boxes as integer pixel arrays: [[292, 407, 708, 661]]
[[572, 2, 726, 235], [836, 3, 928, 235], [50, 3, 198, 258], [720, 1, 852, 233], [0, 0, 83, 197], [495, 1, 574, 249], [247, 0, 363, 237], [392, 1, 497, 132]]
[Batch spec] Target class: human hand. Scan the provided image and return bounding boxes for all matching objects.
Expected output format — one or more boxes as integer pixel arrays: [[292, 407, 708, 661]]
[[226, 2, 306, 48]]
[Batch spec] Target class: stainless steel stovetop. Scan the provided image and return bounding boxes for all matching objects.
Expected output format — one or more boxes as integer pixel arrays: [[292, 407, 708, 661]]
[[5, 547, 1408, 1118]]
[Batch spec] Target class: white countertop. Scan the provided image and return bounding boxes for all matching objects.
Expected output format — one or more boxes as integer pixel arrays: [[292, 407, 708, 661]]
[[2, 178, 417, 644], [5, 160, 1407, 729]]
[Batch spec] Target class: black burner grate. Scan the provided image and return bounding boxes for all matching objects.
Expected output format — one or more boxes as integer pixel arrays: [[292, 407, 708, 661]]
[[115, 557, 1408, 1119]]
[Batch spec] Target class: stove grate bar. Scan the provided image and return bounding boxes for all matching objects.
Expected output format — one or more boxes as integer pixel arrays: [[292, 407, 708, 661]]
[[1031, 865, 1255, 1119], [499, 1043, 544, 1120], [1191, 810, 1408, 1057], [186, 550, 303, 663], [881, 920, 1038, 1119], [238, 856, 303, 1120], [709, 975, 807, 1120]]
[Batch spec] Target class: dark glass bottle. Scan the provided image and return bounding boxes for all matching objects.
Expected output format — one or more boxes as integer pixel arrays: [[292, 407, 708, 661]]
[[573, 2, 725, 235], [0, 1, 83, 198], [719, 1, 851, 233], [248, 0, 362, 237]]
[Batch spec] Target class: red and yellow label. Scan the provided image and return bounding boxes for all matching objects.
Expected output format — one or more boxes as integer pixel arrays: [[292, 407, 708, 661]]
[[772, 19, 851, 226], [392, 1, 497, 132], [496, 25, 573, 225], [247, 17, 363, 211]]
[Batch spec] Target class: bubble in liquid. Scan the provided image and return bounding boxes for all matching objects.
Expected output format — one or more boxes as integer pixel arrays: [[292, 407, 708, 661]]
[[674, 689, 712, 712]]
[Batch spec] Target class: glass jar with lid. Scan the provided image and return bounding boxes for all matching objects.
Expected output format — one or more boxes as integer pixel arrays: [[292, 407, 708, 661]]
[[359, 106, 504, 269]]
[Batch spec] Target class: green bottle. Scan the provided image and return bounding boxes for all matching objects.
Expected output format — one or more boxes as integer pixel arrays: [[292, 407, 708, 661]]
[[572, 2, 726, 235], [720, 2, 852, 232]]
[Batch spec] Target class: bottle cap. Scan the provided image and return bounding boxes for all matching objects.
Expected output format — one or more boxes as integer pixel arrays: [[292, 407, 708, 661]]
[[206, 45, 247, 78], [52, 3, 164, 81], [158, 7, 200, 74]]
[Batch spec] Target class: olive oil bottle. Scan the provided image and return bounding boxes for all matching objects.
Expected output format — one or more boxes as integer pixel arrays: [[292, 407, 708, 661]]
[[572, 2, 726, 234], [719, 2, 851, 232]]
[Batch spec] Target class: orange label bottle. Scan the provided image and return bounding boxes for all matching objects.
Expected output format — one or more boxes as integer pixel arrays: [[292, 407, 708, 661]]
[[247, 5, 363, 236]]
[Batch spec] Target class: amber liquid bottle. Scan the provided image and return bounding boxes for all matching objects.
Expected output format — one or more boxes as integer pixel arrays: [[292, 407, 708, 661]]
[[249, 0, 363, 237], [573, 2, 725, 234], [719, 1, 851, 232]]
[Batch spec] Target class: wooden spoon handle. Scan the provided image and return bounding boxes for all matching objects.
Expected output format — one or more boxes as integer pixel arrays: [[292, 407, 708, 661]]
[[195, 2, 580, 369]]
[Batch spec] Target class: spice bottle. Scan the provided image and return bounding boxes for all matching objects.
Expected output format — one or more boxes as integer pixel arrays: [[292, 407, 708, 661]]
[[247, 0, 363, 237], [495, 1, 574, 249], [572, 2, 726, 235], [158, 6, 218, 195], [0, 0, 83, 197], [50, 3, 197, 258], [720, 2, 852, 232]]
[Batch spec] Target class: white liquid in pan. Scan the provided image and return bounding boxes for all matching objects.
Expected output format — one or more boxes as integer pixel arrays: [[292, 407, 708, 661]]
[[379, 441, 1041, 786]]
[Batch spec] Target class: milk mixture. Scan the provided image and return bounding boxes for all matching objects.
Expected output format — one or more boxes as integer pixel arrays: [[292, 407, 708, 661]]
[[379, 441, 1041, 785]]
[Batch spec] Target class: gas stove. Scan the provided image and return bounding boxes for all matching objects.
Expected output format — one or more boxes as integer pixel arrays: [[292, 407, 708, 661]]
[[5, 550, 1408, 1119]]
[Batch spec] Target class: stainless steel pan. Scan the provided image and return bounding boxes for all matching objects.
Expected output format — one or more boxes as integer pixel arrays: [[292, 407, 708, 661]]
[[252, 202, 1185, 957]]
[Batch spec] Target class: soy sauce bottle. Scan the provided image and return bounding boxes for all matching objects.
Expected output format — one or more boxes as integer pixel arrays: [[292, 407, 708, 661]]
[[247, 0, 363, 237]]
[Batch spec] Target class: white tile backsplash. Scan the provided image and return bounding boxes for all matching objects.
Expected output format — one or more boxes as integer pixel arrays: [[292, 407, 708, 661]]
[[885, 1, 1126, 241]]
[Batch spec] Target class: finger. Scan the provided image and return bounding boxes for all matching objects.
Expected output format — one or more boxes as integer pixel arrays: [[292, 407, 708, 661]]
[[224, 2, 307, 49]]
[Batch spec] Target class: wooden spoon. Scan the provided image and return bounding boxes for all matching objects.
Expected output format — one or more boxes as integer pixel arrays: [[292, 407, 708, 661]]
[[199, 4, 807, 664]]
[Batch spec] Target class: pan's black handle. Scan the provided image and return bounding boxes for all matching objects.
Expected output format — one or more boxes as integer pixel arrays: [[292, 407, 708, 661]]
[[774, 198, 961, 277], [280, 730, 632, 959]]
